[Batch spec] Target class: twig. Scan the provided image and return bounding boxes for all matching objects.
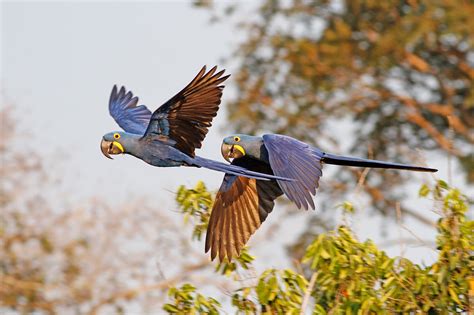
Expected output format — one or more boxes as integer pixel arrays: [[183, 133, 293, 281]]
[[301, 272, 317, 315], [87, 258, 210, 315], [395, 202, 406, 257], [355, 167, 370, 194], [447, 115, 455, 186], [400, 225, 436, 253], [378, 238, 436, 248]]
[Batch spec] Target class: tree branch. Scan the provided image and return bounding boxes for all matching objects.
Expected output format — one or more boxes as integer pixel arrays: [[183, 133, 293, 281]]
[[87, 258, 210, 315], [300, 272, 317, 314]]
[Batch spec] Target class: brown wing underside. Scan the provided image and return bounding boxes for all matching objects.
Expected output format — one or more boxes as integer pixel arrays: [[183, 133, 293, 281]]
[[205, 158, 283, 262], [144, 66, 230, 157]]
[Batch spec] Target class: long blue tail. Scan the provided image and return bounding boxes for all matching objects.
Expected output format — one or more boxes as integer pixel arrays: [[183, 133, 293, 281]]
[[192, 156, 294, 181], [321, 153, 437, 173]]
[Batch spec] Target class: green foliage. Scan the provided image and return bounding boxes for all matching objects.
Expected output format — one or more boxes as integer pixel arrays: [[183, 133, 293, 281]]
[[176, 181, 255, 276], [176, 181, 213, 241], [214, 247, 255, 276], [171, 181, 473, 313], [303, 226, 390, 312], [258, 269, 307, 313], [231, 287, 258, 314], [228, 269, 308, 314], [163, 284, 221, 314], [338, 201, 355, 214]]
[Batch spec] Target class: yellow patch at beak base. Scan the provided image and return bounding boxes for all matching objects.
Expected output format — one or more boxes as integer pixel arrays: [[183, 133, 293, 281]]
[[233, 144, 245, 156], [113, 141, 124, 153]]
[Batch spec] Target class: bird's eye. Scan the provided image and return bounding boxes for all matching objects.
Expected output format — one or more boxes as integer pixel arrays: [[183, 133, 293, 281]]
[[234, 136, 240, 142], [114, 133, 120, 139]]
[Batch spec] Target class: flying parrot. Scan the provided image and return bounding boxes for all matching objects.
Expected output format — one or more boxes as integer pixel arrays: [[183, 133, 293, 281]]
[[100, 66, 291, 182], [205, 134, 438, 262]]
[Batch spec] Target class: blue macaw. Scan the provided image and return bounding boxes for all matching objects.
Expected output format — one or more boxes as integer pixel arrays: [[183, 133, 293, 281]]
[[100, 66, 291, 181], [206, 134, 438, 261]]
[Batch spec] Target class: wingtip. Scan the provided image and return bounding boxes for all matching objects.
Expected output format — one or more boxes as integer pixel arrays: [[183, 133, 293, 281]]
[[420, 167, 438, 172], [109, 85, 118, 104], [204, 239, 211, 254], [111, 84, 118, 95], [206, 65, 229, 80], [218, 251, 225, 263], [110, 85, 135, 104]]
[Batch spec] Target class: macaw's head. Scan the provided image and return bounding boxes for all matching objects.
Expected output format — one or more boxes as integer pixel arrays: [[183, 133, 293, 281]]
[[100, 131, 127, 159], [221, 134, 263, 162]]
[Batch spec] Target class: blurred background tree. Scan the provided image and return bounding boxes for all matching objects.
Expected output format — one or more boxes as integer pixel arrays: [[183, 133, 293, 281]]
[[0, 108, 216, 314], [195, 0, 473, 258]]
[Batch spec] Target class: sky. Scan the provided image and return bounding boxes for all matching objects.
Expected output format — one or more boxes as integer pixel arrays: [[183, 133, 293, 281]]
[[2, 1, 471, 302], [2, 1, 239, 208]]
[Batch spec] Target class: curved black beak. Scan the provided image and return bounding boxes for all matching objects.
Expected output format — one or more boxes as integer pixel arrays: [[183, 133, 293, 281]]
[[101, 138, 124, 159], [101, 139, 114, 159], [221, 143, 245, 163], [221, 143, 232, 163]]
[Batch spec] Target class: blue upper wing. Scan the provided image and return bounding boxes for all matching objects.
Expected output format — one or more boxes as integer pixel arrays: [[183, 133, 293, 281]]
[[109, 85, 152, 135], [263, 134, 324, 210]]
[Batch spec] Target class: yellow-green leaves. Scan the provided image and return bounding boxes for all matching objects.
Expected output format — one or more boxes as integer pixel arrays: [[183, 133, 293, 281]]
[[338, 201, 355, 214], [176, 181, 213, 241], [176, 182, 255, 276], [163, 284, 221, 314], [418, 184, 430, 197], [254, 269, 307, 313], [214, 247, 255, 276], [171, 181, 471, 313]]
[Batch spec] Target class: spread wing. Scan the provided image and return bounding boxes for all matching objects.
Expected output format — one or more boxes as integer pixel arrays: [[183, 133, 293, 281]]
[[142, 66, 230, 157], [263, 134, 324, 210], [108, 85, 152, 135], [205, 157, 283, 262]]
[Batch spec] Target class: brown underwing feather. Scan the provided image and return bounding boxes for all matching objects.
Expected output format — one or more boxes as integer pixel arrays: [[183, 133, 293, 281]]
[[142, 66, 230, 157], [220, 200, 228, 262], [205, 157, 283, 262], [231, 202, 240, 258], [234, 196, 247, 254]]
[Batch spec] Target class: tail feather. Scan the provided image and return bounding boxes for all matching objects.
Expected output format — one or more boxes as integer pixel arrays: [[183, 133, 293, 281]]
[[192, 156, 294, 181], [321, 153, 437, 173]]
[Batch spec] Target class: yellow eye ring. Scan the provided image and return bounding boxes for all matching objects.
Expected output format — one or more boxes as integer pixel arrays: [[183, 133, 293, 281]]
[[234, 136, 240, 142], [113, 133, 120, 139]]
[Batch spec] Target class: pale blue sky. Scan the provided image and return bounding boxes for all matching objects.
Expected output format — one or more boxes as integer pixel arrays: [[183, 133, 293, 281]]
[[3, 1, 238, 208]]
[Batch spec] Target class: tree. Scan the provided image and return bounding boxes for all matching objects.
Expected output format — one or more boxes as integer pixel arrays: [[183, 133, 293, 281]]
[[165, 180, 473, 313], [195, 0, 473, 233]]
